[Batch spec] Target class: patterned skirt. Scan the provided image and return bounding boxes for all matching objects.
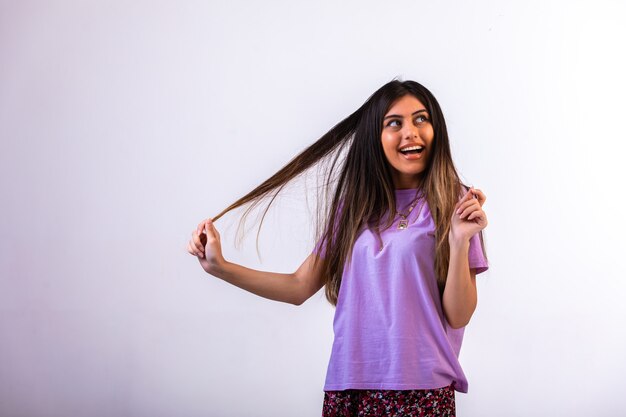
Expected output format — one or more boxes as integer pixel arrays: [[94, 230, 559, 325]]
[[322, 383, 455, 417]]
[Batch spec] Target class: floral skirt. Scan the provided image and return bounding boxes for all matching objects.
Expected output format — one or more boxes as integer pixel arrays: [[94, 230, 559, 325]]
[[322, 383, 456, 417]]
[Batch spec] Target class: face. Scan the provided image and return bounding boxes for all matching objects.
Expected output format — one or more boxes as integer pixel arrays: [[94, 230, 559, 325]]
[[380, 95, 434, 189]]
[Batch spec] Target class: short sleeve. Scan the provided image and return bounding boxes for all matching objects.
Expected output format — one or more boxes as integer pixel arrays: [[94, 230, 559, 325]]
[[468, 231, 488, 274]]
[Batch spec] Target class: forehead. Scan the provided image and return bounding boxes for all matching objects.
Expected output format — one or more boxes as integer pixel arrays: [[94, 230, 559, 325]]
[[385, 95, 427, 115]]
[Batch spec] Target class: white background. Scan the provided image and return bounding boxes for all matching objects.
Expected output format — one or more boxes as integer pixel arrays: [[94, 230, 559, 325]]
[[1, 1, 625, 416]]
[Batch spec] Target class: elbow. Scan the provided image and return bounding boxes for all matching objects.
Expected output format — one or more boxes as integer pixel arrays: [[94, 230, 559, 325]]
[[290, 287, 306, 306], [448, 313, 473, 329], [290, 278, 304, 306], [291, 293, 308, 306], [290, 273, 316, 306], [449, 320, 469, 329], [445, 310, 471, 329], [443, 301, 476, 329], [292, 287, 318, 306]]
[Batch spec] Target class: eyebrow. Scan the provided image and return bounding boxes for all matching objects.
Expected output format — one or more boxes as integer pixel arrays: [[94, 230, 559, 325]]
[[383, 109, 428, 120]]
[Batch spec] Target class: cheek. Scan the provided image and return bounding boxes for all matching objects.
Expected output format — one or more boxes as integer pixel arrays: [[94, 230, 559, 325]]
[[422, 126, 435, 142], [381, 136, 399, 157]]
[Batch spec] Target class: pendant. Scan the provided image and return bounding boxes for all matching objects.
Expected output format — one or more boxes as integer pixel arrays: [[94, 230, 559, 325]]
[[397, 219, 408, 230]]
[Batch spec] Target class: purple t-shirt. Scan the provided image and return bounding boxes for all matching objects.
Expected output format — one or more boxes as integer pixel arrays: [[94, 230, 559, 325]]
[[314, 188, 489, 393]]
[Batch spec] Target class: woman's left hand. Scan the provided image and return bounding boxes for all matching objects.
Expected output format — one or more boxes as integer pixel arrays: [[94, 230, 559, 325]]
[[449, 186, 488, 244]]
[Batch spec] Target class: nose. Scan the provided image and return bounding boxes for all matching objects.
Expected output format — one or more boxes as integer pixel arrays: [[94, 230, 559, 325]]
[[402, 123, 419, 140]]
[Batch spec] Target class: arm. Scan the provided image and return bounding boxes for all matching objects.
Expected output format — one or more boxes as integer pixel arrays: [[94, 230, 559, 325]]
[[442, 185, 488, 329], [188, 218, 325, 306], [442, 238, 477, 329], [211, 252, 325, 306]]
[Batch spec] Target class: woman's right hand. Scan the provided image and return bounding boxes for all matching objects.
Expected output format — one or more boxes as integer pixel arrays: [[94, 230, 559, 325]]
[[187, 218, 226, 275]]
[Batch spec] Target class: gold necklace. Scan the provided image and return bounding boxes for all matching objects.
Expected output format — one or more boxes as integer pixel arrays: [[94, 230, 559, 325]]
[[377, 191, 426, 252], [396, 190, 424, 230]]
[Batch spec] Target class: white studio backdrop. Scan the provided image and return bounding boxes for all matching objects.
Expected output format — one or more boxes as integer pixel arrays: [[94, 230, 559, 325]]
[[1, 1, 625, 416]]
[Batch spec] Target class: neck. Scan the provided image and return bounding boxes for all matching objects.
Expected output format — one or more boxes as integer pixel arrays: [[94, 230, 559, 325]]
[[393, 174, 423, 190]]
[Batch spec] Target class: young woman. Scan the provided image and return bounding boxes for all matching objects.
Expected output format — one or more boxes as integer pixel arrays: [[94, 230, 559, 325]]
[[187, 79, 489, 417]]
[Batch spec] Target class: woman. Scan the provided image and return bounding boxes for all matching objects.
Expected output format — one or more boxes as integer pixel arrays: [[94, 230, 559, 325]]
[[187, 79, 489, 416]]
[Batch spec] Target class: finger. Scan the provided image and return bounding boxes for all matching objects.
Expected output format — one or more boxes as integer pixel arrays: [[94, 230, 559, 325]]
[[456, 198, 479, 215], [457, 187, 474, 207], [192, 231, 205, 255], [467, 209, 484, 221], [459, 201, 480, 219], [469, 185, 478, 200], [203, 221, 212, 239], [187, 241, 203, 258], [456, 199, 477, 214], [208, 219, 220, 239], [455, 194, 469, 210], [198, 220, 208, 244], [197, 218, 211, 235], [470, 188, 486, 206]]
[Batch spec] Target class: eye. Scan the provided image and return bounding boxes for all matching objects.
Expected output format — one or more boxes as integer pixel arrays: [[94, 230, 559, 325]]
[[415, 115, 429, 123], [385, 119, 401, 127]]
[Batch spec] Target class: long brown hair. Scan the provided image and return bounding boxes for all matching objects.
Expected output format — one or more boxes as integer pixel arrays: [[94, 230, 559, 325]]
[[211, 78, 488, 306]]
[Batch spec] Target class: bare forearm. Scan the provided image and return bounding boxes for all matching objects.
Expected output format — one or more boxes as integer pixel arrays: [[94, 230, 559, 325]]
[[442, 238, 477, 328], [210, 261, 302, 305]]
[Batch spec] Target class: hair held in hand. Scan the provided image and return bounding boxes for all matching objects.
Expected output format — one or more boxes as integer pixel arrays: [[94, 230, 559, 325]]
[[210, 78, 488, 306]]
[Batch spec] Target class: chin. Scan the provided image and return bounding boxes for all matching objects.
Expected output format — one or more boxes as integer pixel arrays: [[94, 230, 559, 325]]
[[401, 168, 426, 176]]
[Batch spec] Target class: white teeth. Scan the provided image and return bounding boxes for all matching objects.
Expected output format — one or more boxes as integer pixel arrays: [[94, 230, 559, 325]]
[[400, 145, 424, 152]]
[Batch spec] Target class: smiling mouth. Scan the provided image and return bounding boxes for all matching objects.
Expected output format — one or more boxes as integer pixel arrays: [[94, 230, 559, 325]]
[[399, 145, 424, 155], [400, 148, 424, 155]]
